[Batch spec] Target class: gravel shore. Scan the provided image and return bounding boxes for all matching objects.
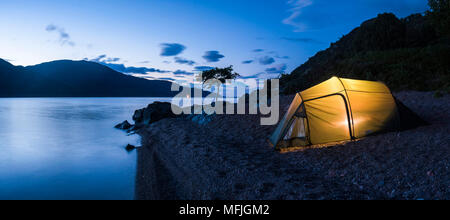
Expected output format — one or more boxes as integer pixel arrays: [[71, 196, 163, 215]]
[[135, 91, 449, 200]]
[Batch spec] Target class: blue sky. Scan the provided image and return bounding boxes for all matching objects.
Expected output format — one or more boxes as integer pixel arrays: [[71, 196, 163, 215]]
[[0, 0, 428, 83]]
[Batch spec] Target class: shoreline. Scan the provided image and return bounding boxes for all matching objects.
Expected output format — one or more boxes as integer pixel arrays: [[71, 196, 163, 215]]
[[135, 91, 449, 200]]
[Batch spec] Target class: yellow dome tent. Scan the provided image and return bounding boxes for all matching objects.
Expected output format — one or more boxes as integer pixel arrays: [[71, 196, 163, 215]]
[[270, 77, 401, 149]]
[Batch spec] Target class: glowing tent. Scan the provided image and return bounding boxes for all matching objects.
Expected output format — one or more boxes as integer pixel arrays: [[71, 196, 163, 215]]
[[270, 77, 402, 149]]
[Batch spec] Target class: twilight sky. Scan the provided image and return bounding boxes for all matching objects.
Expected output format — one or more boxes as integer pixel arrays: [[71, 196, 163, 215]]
[[0, 0, 428, 84]]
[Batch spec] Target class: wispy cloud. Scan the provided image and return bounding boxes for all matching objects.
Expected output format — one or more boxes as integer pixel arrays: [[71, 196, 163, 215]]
[[104, 57, 121, 62], [89, 54, 120, 63], [266, 63, 287, 74], [242, 60, 254, 64], [158, 77, 177, 81], [174, 57, 196, 66], [240, 73, 264, 79], [240, 63, 287, 79], [240, 72, 281, 80], [193, 66, 215, 72], [283, 0, 313, 32], [202, 51, 225, 62], [173, 70, 195, 76], [45, 24, 75, 46], [103, 63, 169, 74], [252, 49, 264, 52], [160, 43, 186, 56], [85, 55, 169, 74], [172, 70, 194, 76], [275, 55, 290, 59]]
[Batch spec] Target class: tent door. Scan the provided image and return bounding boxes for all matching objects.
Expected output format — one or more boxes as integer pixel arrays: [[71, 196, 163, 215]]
[[304, 94, 352, 144], [282, 105, 308, 147], [283, 117, 306, 140]]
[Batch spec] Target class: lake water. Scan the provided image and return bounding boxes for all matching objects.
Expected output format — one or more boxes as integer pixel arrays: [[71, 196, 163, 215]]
[[0, 98, 169, 200]]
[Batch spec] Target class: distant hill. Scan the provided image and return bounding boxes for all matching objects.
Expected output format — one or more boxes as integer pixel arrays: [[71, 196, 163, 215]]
[[281, 12, 450, 94], [0, 59, 189, 97]]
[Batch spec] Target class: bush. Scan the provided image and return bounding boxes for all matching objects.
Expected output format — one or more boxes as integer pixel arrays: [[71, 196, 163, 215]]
[[427, 0, 450, 37]]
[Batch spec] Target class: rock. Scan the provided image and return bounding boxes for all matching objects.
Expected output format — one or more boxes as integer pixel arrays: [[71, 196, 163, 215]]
[[115, 120, 132, 130], [133, 102, 181, 126], [125, 144, 136, 152], [188, 114, 214, 125]]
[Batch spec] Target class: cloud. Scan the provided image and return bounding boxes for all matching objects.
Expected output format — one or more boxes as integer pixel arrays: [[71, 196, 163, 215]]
[[158, 77, 177, 81], [45, 24, 75, 46], [202, 51, 225, 62], [103, 63, 169, 74], [281, 37, 323, 44], [283, 0, 313, 32], [266, 63, 287, 74], [89, 55, 107, 62], [86, 55, 169, 74], [173, 70, 194, 75], [253, 49, 264, 52], [104, 57, 121, 63], [89, 54, 120, 63], [275, 55, 290, 59], [259, 56, 276, 65], [174, 57, 196, 66], [280, 0, 428, 33], [242, 60, 254, 64], [193, 66, 215, 72], [240, 73, 263, 79], [160, 43, 186, 56], [45, 25, 57, 32], [240, 72, 280, 79]]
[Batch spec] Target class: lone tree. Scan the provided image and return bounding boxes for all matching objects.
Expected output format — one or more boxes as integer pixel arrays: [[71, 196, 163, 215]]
[[197, 65, 240, 101]]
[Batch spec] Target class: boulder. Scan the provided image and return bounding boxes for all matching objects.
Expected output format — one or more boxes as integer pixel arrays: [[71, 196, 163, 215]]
[[187, 113, 214, 125], [133, 102, 182, 126], [125, 144, 136, 152], [115, 120, 132, 130]]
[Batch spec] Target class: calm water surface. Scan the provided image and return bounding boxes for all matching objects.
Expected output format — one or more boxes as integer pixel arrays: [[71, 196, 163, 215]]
[[0, 98, 169, 200]]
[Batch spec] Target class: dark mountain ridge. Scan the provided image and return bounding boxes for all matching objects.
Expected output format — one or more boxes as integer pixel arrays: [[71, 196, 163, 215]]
[[281, 12, 450, 94], [0, 59, 185, 97]]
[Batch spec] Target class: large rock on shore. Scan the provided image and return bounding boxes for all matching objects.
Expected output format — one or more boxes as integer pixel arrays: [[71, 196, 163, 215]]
[[133, 102, 181, 126], [115, 120, 132, 130]]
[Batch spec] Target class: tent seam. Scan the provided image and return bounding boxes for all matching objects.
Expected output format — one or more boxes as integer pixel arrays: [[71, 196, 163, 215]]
[[297, 92, 311, 145], [337, 77, 356, 140]]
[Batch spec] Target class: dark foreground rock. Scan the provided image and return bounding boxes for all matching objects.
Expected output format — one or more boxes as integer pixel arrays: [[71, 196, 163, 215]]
[[126, 144, 137, 152], [136, 91, 449, 200], [115, 120, 132, 130], [133, 102, 182, 127]]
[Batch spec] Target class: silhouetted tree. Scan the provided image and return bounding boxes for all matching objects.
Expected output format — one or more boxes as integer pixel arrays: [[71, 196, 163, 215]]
[[196, 65, 240, 101]]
